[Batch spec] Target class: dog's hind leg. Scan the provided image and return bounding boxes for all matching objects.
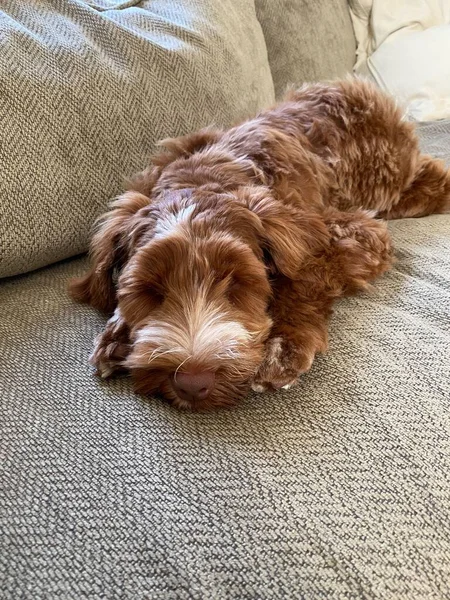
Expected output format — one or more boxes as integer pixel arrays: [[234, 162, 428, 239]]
[[252, 209, 393, 391], [379, 155, 450, 220]]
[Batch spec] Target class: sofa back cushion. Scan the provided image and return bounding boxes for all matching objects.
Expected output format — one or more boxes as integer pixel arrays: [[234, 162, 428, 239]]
[[255, 0, 356, 98], [0, 0, 274, 278]]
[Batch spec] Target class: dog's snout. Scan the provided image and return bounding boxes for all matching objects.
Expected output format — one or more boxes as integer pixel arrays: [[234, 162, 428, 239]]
[[171, 371, 215, 403]]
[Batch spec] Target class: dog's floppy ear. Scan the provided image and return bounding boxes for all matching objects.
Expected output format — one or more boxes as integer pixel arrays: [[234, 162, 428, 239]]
[[235, 187, 330, 279], [69, 191, 151, 314]]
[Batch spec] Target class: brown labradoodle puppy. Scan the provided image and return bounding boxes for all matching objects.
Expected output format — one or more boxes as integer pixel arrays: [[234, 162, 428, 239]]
[[70, 78, 450, 410]]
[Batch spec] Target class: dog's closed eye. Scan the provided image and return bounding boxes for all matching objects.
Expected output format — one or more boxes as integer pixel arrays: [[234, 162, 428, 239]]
[[147, 285, 166, 307], [210, 267, 266, 310], [215, 273, 244, 306]]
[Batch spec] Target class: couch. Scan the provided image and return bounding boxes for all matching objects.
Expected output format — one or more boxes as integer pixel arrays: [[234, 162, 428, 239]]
[[1, 1, 449, 598]]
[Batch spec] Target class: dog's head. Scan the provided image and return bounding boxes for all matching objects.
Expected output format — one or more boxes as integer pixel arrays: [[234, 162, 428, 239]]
[[72, 185, 328, 410], [116, 187, 328, 409], [121, 240, 270, 408]]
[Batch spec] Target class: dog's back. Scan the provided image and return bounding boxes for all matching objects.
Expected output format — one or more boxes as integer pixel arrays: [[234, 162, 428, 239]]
[[220, 77, 450, 218]]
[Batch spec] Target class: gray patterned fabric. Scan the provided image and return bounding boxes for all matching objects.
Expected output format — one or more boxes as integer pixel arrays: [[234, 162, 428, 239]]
[[0, 0, 274, 279], [255, 0, 357, 99], [1, 123, 450, 598], [416, 119, 450, 160]]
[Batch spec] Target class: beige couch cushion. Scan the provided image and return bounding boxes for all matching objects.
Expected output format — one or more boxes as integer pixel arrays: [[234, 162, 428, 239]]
[[1, 121, 450, 598], [0, 0, 274, 278], [255, 0, 356, 98]]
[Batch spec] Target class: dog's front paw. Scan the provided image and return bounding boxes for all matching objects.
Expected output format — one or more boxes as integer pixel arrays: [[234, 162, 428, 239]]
[[89, 310, 131, 378], [90, 336, 130, 379], [251, 336, 315, 393]]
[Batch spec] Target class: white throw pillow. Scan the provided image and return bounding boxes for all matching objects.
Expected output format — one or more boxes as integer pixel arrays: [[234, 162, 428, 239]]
[[349, 0, 450, 121]]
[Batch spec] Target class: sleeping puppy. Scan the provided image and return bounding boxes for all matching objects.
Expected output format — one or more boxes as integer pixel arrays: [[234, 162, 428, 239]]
[[70, 78, 450, 410]]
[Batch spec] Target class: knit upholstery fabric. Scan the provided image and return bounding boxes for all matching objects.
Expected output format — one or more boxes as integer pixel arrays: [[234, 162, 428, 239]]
[[1, 122, 450, 598], [0, 0, 274, 278]]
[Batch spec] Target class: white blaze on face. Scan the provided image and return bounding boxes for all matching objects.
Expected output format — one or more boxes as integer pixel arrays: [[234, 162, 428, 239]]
[[154, 204, 196, 240], [135, 287, 252, 366]]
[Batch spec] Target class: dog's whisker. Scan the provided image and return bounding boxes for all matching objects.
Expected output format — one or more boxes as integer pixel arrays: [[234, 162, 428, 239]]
[[146, 348, 181, 364], [174, 356, 193, 382]]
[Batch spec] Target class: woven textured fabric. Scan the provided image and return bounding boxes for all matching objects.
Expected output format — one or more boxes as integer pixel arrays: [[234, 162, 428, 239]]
[[0, 0, 274, 279], [416, 119, 450, 158], [255, 0, 356, 99], [1, 123, 450, 599]]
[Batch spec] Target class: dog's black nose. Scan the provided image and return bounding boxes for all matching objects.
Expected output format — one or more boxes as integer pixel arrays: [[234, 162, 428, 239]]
[[171, 371, 215, 403]]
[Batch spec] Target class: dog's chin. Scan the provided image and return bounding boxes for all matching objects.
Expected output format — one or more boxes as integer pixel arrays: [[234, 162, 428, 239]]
[[129, 367, 253, 411]]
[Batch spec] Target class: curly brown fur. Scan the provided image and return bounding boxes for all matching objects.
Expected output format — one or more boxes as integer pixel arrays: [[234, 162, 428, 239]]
[[70, 78, 450, 410]]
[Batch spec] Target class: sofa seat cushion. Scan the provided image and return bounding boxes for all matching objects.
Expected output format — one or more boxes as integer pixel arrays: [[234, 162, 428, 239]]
[[0, 0, 274, 278], [1, 121, 450, 598]]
